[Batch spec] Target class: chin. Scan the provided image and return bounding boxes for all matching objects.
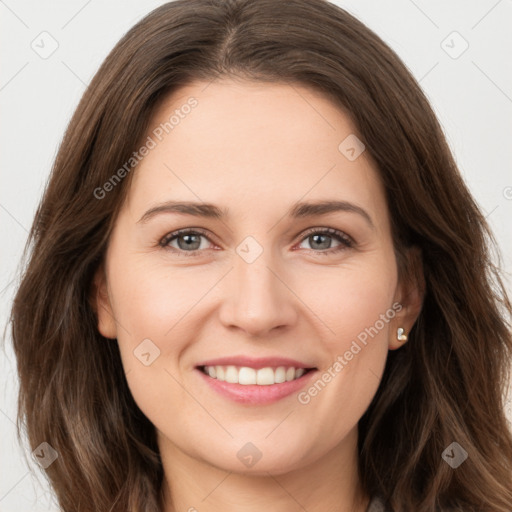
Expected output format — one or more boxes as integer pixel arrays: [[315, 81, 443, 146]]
[[198, 438, 309, 476]]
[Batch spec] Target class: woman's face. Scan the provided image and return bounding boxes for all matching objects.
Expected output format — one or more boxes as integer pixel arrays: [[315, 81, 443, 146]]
[[94, 78, 420, 475]]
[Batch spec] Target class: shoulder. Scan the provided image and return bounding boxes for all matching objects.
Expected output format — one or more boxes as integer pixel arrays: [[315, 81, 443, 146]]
[[366, 496, 461, 511], [366, 496, 389, 512]]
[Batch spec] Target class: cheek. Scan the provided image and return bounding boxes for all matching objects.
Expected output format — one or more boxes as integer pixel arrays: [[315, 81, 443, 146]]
[[332, 272, 395, 346], [295, 254, 397, 427], [108, 258, 201, 422], [110, 255, 205, 341], [299, 252, 397, 352]]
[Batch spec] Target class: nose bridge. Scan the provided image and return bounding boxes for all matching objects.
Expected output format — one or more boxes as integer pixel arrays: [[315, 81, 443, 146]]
[[218, 235, 296, 335]]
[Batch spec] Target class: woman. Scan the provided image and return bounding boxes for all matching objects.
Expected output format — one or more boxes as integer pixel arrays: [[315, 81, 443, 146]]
[[9, 0, 512, 511]]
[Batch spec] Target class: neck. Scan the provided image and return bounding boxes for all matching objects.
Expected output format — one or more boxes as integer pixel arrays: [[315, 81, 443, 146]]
[[158, 426, 370, 512]]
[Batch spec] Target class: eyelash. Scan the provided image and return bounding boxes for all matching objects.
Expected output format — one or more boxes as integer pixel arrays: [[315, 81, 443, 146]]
[[159, 227, 354, 257]]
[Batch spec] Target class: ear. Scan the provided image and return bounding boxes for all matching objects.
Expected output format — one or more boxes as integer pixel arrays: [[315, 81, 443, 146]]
[[90, 263, 118, 339], [389, 246, 425, 350]]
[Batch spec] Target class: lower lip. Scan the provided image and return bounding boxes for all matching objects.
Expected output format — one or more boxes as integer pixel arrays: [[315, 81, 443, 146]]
[[196, 368, 318, 405]]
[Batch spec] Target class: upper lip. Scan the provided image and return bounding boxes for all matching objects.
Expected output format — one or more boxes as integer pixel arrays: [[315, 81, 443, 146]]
[[196, 356, 317, 370]]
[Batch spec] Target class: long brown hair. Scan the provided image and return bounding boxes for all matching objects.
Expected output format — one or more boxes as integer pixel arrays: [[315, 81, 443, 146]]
[[8, 0, 512, 510]]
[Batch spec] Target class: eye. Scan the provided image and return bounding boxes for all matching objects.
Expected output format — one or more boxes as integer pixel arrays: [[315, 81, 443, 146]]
[[159, 228, 215, 256], [296, 227, 353, 255], [159, 227, 354, 257]]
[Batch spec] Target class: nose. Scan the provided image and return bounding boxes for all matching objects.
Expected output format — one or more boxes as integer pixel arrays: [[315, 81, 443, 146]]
[[217, 245, 298, 338]]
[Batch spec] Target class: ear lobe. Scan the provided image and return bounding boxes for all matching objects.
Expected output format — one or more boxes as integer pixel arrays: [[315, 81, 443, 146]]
[[90, 264, 118, 339], [389, 246, 425, 350]]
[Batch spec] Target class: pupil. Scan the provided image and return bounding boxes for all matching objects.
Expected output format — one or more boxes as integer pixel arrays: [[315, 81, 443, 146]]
[[179, 234, 200, 250], [311, 234, 330, 250]]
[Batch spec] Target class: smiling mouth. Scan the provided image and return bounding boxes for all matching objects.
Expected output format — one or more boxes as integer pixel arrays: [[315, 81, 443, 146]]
[[197, 365, 317, 386]]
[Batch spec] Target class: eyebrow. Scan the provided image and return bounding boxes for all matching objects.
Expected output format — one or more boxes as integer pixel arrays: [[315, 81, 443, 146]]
[[137, 199, 375, 229]]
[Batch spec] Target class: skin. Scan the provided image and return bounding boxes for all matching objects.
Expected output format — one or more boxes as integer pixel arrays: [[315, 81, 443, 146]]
[[93, 78, 423, 512]]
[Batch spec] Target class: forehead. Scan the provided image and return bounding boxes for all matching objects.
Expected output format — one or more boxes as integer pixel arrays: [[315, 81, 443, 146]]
[[125, 79, 388, 228]]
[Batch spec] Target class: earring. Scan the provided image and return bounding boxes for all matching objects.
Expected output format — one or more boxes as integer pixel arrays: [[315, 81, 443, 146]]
[[397, 327, 408, 342]]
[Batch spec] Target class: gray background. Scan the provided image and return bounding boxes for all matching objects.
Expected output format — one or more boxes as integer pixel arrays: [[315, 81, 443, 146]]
[[1, 1, 511, 510]]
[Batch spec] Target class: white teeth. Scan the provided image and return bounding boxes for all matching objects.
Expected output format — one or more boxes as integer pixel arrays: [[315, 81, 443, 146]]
[[202, 365, 309, 385], [274, 367, 286, 383], [225, 365, 238, 383], [256, 367, 274, 385], [238, 367, 256, 385]]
